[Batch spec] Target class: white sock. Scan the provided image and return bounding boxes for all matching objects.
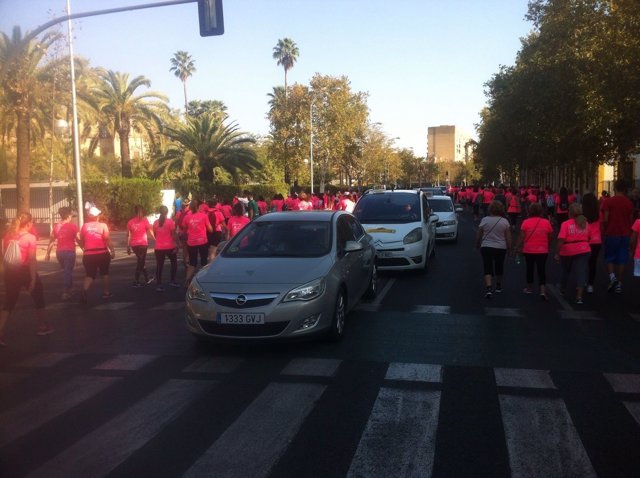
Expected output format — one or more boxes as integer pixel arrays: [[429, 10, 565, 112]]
[[609, 272, 616, 281]]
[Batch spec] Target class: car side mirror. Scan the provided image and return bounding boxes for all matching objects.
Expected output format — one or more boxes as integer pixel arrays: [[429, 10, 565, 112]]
[[344, 240, 364, 253], [429, 213, 439, 223], [455, 206, 464, 213]]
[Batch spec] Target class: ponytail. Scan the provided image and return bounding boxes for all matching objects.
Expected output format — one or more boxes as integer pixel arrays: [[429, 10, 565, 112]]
[[9, 212, 32, 235], [158, 205, 168, 227]]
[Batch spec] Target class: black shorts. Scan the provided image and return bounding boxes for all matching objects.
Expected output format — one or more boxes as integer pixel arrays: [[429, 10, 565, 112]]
[[188, 243, 209, 267], [83, 251, 111, 279], [208, 231, 223, 246], [3, 266, 45, 311]]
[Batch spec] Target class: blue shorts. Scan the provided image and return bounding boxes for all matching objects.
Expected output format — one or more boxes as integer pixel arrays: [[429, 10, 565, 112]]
[[604, 236, 630, 265]]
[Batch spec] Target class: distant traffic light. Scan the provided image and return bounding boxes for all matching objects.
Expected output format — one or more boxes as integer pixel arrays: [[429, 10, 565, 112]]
[[198, 0, 224, 36]]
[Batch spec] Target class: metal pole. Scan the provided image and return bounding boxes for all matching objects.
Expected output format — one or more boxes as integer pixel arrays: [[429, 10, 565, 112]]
[[67, 0, 84, 228], [310, 103, 314, 194]]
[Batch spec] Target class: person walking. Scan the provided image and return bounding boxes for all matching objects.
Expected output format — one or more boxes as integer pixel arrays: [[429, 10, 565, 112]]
[[0, 213, 54, 346], [514, 202, 553, 299], [506, 187, 521, 229], [183, 199, 213, 286], [45, 206, 79, 300], [555, 187, 571, 225], [555, 203, 591, 304], [582, 192, 602, 294], [602, 179, 634, 293], [78, 206, 115, 304], [476, 200, 512, 298], [630, 215, 640, 281], [226, 202, 251, 240], [153, 205, 180, 292], [127, 205, 155, 288]]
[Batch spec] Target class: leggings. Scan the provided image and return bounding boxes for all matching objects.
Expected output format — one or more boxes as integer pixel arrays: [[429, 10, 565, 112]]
[[560, 252, 590, 291], [587, 243, 601, 285], [524, 253, 548, 285], [155, 248, 177, 284], [481, 247, 507, 276], [132, 245, 148, 281]]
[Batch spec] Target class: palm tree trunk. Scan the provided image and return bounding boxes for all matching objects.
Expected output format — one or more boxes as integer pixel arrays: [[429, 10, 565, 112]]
[[183, 80, 188, 114], [16, 110, 31, 213], [119, 129, 132, 177]]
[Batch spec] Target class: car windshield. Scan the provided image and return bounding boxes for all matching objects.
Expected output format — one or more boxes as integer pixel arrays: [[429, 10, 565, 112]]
[[429, 200, 454, 212], [354, 193, 421, 224], [222, 220, 332, 258]]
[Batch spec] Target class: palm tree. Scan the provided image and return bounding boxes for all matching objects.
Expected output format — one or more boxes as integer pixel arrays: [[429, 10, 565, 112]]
[[272, 38, 299, 96], [155, 113, 260, 183], [90, 69, 169, 177], [0, 26, 58, 212], [169, 50, 196, 114]]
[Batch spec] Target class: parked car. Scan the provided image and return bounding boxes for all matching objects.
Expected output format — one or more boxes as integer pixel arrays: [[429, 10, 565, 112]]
[[418, 186, 448, 196], [185, 211, 377, 342], [428, 195, 460, 242], [353, 189, 437, 271]]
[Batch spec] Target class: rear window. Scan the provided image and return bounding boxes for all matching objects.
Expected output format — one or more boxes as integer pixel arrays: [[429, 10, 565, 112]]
[[222, 220, 331, 257], [429, 199, 454, 212], [353, 193, 421, 224]]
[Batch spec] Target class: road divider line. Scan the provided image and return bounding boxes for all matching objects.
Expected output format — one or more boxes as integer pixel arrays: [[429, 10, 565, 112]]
[[93, 354, 158, 371], [385, 363, 442, 383], [546, 284, 573, 311], [412, 305, 451, 315], [603, 373, 640, 394], [484, 307, 523, 318], [494, 368, 557, 390], [355, 277, 395, 312]]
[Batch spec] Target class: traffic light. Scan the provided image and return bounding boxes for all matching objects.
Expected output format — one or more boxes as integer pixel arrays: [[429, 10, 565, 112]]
[[198, 0, 224, 36]]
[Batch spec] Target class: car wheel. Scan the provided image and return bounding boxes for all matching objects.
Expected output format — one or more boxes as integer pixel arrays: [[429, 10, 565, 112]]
[[364, 262, 378, 300], [328, 289, 346, 341]]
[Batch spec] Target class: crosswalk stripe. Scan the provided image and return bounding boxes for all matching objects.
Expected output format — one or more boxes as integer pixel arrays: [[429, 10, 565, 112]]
[[347, 388, 440, 478], [183, 382, 326, 478], [93, 302, 135, 310], [560, 310, 600, 320], [494, 368, 557, 389], [15, 353, 75, 368], [484, 307, 523, 317], [152, 302, 185, 310], [280, 358, 341, 377], [26, 379, 213, 478], [182, 356, 243, 374], [0, 376, 120, 448], [604, 373, 640, 394], [499, 396, 597, 478], [623, 402, 640, 425], [93, 354, 158, 371], [385, 363, 442, 383], [412, 305, 451, 314]]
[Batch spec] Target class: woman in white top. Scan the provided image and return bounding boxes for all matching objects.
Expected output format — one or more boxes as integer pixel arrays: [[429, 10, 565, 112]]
[[476, 200, 512, 298]]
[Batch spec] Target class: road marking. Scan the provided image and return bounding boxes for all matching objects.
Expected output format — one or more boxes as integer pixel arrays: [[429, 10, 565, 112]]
[[484, 307, 523, 317], [560, 310, 600, 320], [93, 302, 135, 310], [347, 388, 440, 478], [15, 352, 75, 368], [280, 358, 341, 377], [26, 379, 213, 478], [385, 363, 442, 383], [152, 302, 185, 310], [93, 354, 158, 371], [604, 373, 640, 394], [494, 368, 556, 389], [546, 284, 573, 311], [183, 382, 325, 478], [499, 395, 597, 478], [412, 305, 451, 314], [0, 376, 120, 448], [355, 278, 396, 312], [182, 356, 243, 374], [623, 402, 640, 425]]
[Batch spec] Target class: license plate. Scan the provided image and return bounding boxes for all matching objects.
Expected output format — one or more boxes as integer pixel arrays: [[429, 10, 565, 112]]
[[217, 312, 265, 324]]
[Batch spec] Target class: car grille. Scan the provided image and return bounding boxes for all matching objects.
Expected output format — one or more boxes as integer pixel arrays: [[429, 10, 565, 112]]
[[197, 320, 289, 337], [378, 257, 411, 267], [210, 293, 279, 309]]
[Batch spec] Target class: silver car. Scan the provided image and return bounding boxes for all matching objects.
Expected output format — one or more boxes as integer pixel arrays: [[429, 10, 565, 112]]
[[428, 195, 460, 242], [185, 211, 377, 341]]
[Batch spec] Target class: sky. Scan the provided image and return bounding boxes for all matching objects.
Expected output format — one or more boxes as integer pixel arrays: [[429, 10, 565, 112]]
[[0, 0, 533, 156]]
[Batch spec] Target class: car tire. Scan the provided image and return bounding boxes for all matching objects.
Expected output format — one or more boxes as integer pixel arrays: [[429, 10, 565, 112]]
[[363, 263, 378, 300], [328, 289, 346, 341]]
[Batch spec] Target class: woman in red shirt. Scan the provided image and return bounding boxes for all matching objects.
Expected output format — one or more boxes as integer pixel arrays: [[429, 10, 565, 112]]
[[127, 205, 155, 287], [183, 199, 213, 286], [555, 203, 591, 304], [514, 203, 553, 299], [153, 205, 180, 291], [45, 206, 79, 300], [227, 202, 251, 239], [79, 206, 115, 303], [0, 213, 53, 346]]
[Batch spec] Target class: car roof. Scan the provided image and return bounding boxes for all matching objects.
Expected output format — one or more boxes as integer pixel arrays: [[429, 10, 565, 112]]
[[363, 188, 420, 195], [426, 195, 453, 201], [253, 211, 340, 222]]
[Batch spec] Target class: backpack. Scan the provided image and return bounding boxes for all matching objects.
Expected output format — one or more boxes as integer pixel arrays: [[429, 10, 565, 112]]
[[3, 237, 22, 267], [546, 195, 555, 208]]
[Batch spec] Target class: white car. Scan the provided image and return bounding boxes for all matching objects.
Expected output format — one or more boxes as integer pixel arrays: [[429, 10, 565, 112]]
[[353, 189, 437, 271], [428, 195, 460, 242]]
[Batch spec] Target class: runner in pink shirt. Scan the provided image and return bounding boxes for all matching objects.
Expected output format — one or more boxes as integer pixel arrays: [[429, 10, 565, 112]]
[[227, 202, 251, 239], [582, 192, 602, 294], [78, 206, 115, 303], [183, 199, 213, 285], [555, 203, 591, 304], [514, 203, 553, 298], [45, 207, 79, 300], [153, 205, 180, 291], [127, 205, 155, 287]]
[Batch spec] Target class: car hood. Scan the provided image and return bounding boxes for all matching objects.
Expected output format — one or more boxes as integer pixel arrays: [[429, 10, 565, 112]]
[[434, 211, 456, 221], [196, 255, 333, 285], [361, 222, 421, 245]]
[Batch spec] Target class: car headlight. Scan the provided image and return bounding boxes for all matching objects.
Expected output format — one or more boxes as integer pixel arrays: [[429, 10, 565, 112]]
[[403, 228, 423, 244], [283, 278, 326, 302], [441, 220, 457, 226], [187, 279, 208, 302]]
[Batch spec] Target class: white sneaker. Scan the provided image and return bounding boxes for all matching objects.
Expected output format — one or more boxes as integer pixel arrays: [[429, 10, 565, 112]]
[[586, 285, 594, 294]]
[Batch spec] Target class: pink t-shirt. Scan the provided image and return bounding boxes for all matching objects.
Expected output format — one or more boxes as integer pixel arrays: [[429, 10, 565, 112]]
[[632, 219, 640, 259], [587, 219, 602, 245], [80, 221, 110, 255], [558, 219, 591, 256], [298, 200, 313, 211], [54, 222, 79, 252], [127, 217, 152, 246], [183, 211, 211, 246], [3, 231, 36, 265], [153, 217, 176, 250], [271, 199, 284, 211], [227, 216, 250, 238], [520, 217, 553, 254]]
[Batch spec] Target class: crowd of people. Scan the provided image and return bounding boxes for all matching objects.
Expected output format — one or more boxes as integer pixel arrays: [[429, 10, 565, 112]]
[[474, 179, 640, 303]]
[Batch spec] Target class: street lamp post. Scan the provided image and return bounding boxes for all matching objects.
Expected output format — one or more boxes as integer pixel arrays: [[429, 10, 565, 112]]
[[309, 102, 315, 194]]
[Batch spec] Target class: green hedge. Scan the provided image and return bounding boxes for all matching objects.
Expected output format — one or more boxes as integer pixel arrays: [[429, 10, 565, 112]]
[[172, 180, 289, 202]]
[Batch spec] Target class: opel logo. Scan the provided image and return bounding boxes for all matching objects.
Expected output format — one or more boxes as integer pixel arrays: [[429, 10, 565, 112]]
[[235, 294, 248, 306]]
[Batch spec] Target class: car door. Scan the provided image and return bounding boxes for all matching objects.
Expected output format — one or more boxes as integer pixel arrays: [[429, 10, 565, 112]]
[[347, 215, 373, 299], [336, 215, 363, 307]]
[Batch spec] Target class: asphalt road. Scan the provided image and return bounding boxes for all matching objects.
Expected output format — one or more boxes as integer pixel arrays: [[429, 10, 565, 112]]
[[1, 211, 639, 477]]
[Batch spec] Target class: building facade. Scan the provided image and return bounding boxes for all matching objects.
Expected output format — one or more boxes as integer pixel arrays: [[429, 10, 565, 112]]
[[427, 125, 472, 163]]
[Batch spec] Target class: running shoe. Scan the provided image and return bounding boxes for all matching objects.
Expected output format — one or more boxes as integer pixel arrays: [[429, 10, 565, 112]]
[[523, 287, 533, 294], [132, 282, 142, 288], [615, 283, 622, 294], [586, 285, 594, 294], [36, 326, 54, 336], [485, 290, 492, 299], [169, 281, 181, 288], [607, 278, 619, 292], [156, 285, 165, 292], [576, 297, 584, 305], [102, 292, 113, 299], [494, 285, 503, 293], [146, 276, 156, 284]]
